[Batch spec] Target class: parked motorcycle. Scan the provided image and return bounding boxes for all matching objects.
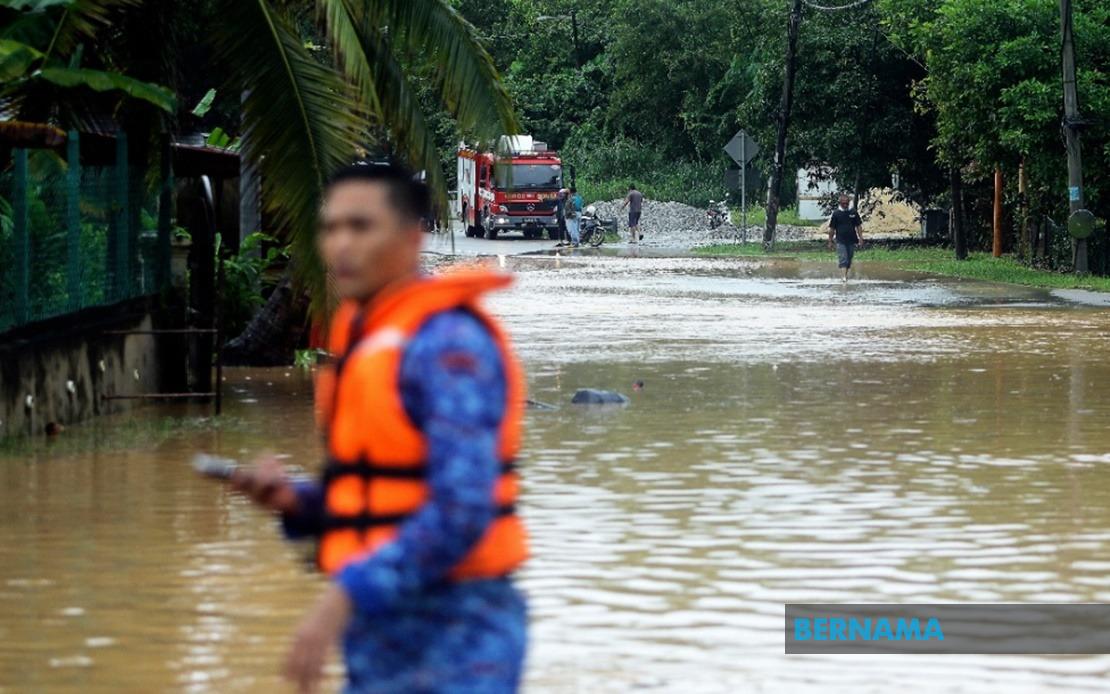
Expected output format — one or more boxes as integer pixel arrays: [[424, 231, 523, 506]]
[[578, 206, 612, 248], [707, 199, 729, 229]]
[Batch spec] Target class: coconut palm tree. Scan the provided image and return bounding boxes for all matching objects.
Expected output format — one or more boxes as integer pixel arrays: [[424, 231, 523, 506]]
[[222, 0, 518, 311]]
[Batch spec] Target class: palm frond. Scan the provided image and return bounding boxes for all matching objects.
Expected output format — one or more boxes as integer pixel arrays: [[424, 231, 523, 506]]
[[319, 0, 519, 218], [0, 0, 138, 58], [371, 0, 517, 140], [215, 0, 362, 316], [37, 67, 175, 111], [320, 0, 448, 213], [45, 0, 137, 59]]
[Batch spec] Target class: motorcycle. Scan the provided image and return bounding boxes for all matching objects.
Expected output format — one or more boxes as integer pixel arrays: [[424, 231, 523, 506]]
[[577, 205, 611, 248], [707, 199, 728, 229]]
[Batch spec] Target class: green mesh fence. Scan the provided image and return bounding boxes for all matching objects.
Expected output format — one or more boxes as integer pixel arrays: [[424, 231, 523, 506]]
[[0, 132, 169, 333]]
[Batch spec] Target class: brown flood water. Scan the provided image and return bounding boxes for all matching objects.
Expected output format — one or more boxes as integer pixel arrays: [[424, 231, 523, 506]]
[[3, 254, 1110, 692]]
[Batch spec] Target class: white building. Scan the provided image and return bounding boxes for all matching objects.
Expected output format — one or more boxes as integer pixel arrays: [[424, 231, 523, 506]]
[[796, 166, 839, 221]]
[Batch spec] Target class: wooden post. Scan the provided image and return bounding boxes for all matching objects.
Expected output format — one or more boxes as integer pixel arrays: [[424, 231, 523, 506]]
[[13, 148, 29, 324], [992, 166, 1003, 257], [764, 0, 804, 251]]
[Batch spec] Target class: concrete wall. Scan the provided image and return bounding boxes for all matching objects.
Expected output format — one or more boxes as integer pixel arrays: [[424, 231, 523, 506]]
[[0, 299, 162, 439]]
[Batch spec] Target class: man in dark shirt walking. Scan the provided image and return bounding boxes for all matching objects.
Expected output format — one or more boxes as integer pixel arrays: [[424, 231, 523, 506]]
[[622, 184, 644, 243], [827, 193, 864, 281]]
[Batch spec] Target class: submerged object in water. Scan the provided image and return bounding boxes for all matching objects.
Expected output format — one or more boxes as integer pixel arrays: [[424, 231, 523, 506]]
[[525, 398, 558, 411], [571, 389, 630, 405]]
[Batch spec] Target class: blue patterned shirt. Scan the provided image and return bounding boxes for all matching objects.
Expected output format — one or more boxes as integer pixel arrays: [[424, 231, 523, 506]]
[[283, 308, 526, 692]]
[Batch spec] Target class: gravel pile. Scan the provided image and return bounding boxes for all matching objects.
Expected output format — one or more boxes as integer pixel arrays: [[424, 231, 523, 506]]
[[589, 199, 823, 249]]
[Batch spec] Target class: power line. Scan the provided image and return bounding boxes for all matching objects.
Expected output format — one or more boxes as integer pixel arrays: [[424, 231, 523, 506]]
[[802, 0, 873, 11]]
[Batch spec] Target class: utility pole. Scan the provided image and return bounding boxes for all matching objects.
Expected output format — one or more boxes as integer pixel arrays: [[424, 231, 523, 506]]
[[764, 0, 804, 251], [571, 9, 581, 69], [1018, 160, 1030, 260], [1059, 0, 1086, 273], [536, 10, 581, 68]]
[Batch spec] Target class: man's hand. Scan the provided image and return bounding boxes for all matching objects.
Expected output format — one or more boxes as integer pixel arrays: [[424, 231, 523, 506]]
[[827, 237, 834, 251], [228, 455, 300, 514], [284, 584, 352, 694]]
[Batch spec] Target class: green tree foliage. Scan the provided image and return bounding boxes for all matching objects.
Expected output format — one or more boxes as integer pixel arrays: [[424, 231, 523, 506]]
[[451, 0, 1105, 263], [881, 0, 1109, 252], [0, 5, 176, 124], [448, 0, 763, 205], [3, 0, 518, 313], [741, 2, 943, 206], [452, 0, 946, 207]]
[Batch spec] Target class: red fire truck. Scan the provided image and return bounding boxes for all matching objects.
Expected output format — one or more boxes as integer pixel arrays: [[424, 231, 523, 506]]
[[457, 135, 565, 240]]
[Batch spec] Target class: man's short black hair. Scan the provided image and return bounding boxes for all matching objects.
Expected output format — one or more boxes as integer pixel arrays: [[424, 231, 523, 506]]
[[629, 184, 636, 190], [569, 186, 577, 193], [325, 163, 431, 222]]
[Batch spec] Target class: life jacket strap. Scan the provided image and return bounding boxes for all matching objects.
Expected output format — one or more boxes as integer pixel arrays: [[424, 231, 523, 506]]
[[322, 457, 517, 482], [322, 503, 517, 531]]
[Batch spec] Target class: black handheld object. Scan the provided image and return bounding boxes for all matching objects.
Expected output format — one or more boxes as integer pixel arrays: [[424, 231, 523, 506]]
[[191, 453, 239, 481]]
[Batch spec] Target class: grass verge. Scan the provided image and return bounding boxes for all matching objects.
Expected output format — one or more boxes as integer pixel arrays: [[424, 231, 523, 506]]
[[696, 242, 1110, 293], [732, 206, 822, 228]]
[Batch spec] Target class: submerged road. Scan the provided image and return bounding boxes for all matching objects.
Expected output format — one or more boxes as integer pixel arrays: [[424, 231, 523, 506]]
[[2, 246, 1110, 692]]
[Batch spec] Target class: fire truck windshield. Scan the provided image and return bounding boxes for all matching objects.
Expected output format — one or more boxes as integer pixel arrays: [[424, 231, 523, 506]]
[[494, 163, 562, 190]]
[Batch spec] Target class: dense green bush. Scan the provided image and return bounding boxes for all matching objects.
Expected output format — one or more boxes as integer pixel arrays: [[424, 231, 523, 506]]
[[561, 127, 727, 207], [217, 232, 286, 342]]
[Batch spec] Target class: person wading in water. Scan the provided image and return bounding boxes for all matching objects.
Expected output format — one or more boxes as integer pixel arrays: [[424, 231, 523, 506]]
[[230, 164, 529, 693], [621, 184, 644, 243], [827, 193, 864, 282]]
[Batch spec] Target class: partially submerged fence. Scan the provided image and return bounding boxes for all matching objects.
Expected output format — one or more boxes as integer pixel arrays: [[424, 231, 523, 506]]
[[0, 131, 172, 333]]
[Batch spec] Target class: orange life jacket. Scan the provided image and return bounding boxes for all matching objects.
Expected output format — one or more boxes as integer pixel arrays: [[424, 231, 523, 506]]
[[314, 270, 528, 579]]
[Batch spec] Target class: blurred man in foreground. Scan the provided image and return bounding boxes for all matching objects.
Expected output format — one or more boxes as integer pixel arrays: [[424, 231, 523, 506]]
[[232, 164, 529, 693]]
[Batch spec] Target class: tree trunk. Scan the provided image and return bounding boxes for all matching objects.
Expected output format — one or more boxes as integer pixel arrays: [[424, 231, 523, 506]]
[[221, 270, 310, 366], [764, 0, 804, 251], [992, 166, 1003, 257], [951, 166, 968, 261]]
